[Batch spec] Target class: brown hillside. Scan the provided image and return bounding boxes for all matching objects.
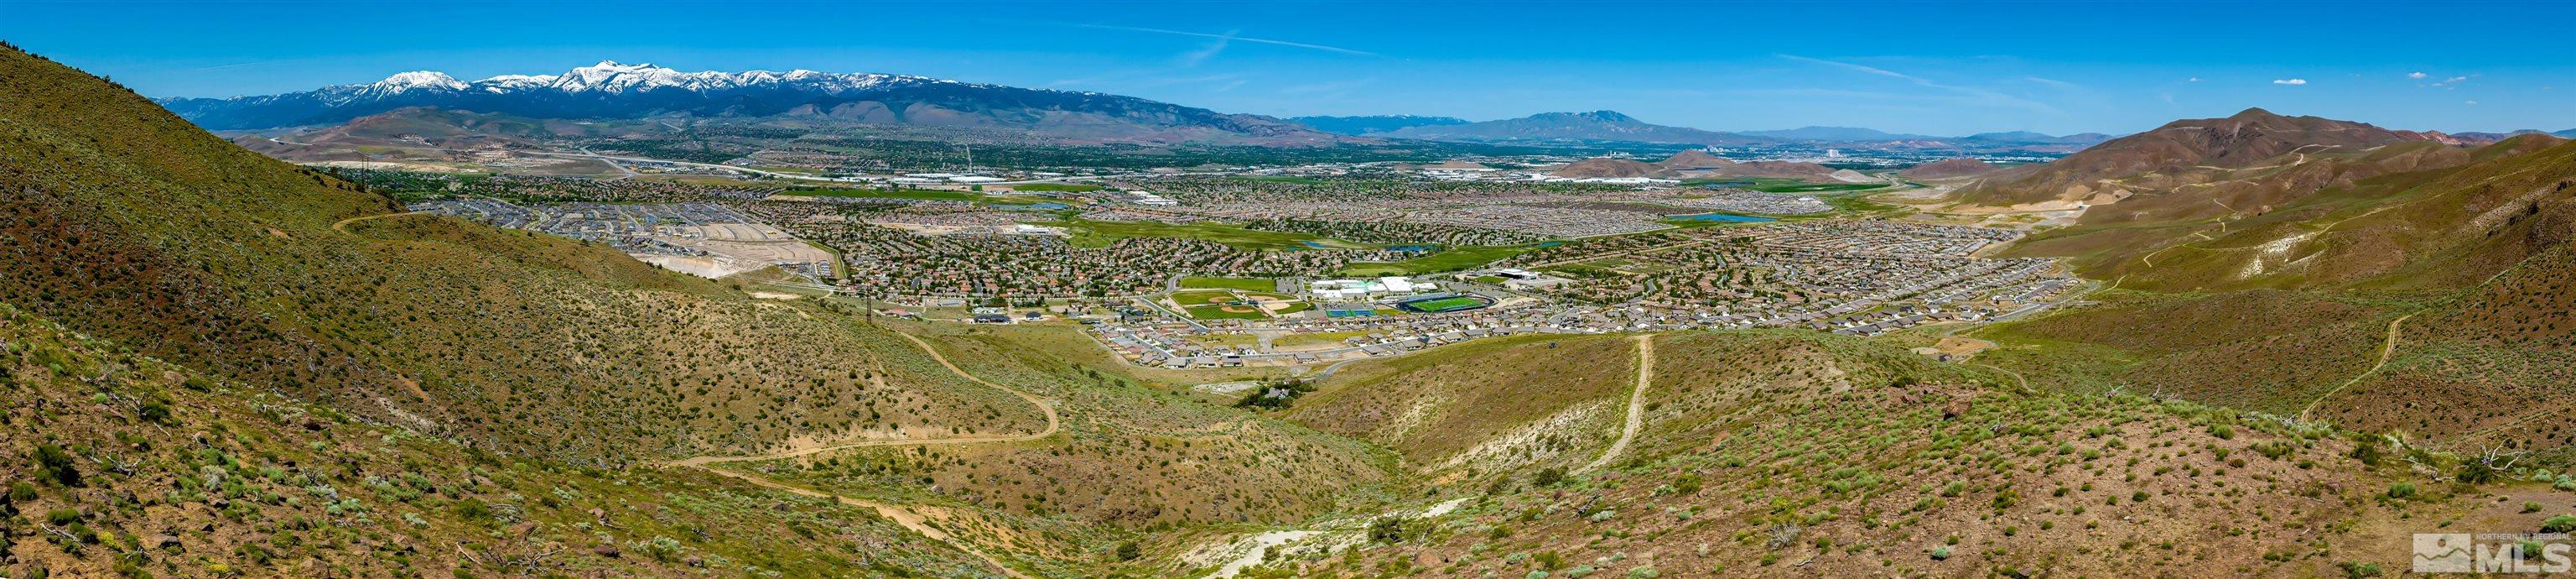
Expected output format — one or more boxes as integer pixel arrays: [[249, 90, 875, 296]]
[[1656, 149, 1733, 169], [1897, 157, 1998, 179], [0, 45, 1043, 465], [1957, 108, 2446, 207], [1550, 157, 1669, 179]]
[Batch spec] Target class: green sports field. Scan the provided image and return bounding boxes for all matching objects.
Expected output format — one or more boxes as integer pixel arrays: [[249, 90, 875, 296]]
[[1398, 295, 1490, 313]]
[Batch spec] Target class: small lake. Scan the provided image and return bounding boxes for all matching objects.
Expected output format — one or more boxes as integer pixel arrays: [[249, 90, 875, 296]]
[[1672, 212, 1777, 223], [1386, 244, 1440, 253]]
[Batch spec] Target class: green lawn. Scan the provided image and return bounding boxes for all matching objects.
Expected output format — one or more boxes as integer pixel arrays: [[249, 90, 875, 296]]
[[1168, 290, 1239, 305], [780, 188, 1051, 206], [1340, 245, 1534, 276], [1179, 276, 1277, 291], [1182, 305, 1272, 321], [1745, 182, 1888, 193], [1009, 183, 1103, 192], [1400, 296, 1488, 312], [1038, 217, 1367, 251]]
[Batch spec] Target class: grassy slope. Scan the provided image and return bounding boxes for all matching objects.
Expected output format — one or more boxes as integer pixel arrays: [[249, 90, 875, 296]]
[[1973, 137, 2576, 458], [0, 46, 1049, 466], [0, 304, 1000, 578], [1290, 335, 1639, 474], [1260, 330, 2537, 578], [709, 321, 1405, 576]]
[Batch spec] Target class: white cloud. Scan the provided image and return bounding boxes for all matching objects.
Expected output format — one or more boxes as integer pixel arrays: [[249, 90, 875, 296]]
[[1072, 23, 1377, 57], [2464, 100, 2478, 106], [2186, 76, 2203, 82], [2023, 76, 2080, 90], [1774, 54, 2061, 115], [2408, 71, 2428, 79], [1175, 33, 1233, 67], [2272, 78, 2308, 86]]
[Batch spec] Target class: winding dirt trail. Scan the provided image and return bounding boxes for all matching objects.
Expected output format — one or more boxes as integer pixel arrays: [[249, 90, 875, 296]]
[[2299, 313, 2412, 422], [668, 331, 1059, 467], [1579, 334, 1656, 474], [330, 211, 422, 234], [667, 329, 1059, 579]]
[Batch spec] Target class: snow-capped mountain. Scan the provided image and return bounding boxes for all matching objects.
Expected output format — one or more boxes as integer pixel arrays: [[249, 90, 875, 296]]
[[156, 60, 1341, 143]]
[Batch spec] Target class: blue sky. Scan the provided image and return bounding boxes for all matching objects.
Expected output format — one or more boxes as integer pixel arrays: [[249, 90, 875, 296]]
[[8, 0, 2572, 135]]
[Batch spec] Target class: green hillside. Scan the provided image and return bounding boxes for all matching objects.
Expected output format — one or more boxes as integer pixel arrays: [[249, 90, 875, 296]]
[[0, 304, 1002, 577], [0, 45, 1049, 466]]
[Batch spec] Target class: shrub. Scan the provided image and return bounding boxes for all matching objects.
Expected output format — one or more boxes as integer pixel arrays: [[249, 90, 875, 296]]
[[2337, 561, 2382, 578], [1929, 545, 1951, 561], [2542, 515, 2576, 534], [2457, 461, 2503, 484], [1531, 467, 1566, 488], [452, 498, 492, 523], [1368, 517, 1408, 543], [33, 443, 80, 486], [2350, 441, 2383, 467], [2386, 482, 2418, 499], [1671, 473, 1701, 495]]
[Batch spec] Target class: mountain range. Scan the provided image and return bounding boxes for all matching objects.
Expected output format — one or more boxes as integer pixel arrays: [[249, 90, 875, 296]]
[[1370, 110, 2113, 151], [156, 60, 1353, 145], [16, 42, 2576, 577]]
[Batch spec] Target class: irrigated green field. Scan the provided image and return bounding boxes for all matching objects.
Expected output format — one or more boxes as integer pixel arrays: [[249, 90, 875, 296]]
[[1341, 244, 1535, 276], [1177, 276, 1277, 291]]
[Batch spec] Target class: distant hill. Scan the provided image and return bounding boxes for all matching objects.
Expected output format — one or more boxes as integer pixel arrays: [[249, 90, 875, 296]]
[[1550, 157, 1670, 178], [0, 46, 1057, 465], [1738, 125, 1938, 141], [1986, 135, 2576, 460], [1290, 114, 1468, 135], [1897, 157, 2000, 179], [156, 60, 1355, 145], [2558, 128, 2576, 138], [1657, 149, 1733, 169], [1955, 107, 2454, 207], [1379, 110, 1779, 145]]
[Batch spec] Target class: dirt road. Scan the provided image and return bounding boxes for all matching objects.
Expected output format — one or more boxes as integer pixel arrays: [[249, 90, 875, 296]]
[[667, 329, 1057, 578], [2299, 313, 2412, 421], [1579, 334, 1656, 474]]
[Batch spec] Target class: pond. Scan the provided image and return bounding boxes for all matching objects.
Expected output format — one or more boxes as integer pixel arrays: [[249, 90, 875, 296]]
[[1671, 212, 1777, 223]]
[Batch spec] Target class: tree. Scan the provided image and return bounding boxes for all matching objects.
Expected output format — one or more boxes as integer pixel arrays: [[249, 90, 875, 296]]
[[1114, 540, 1142, 561]]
